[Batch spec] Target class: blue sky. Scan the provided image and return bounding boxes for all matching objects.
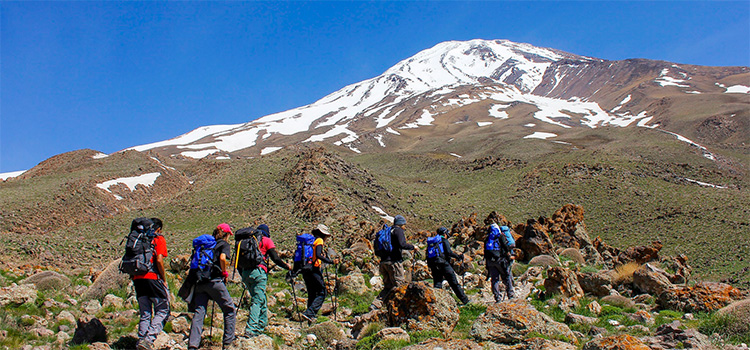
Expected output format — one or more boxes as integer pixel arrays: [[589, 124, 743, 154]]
[[2, 1, 748, 173]]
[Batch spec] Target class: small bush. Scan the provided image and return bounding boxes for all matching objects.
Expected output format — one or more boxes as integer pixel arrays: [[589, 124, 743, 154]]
[[613, 262, 640, 285], [699, 312, 750, 344], [599, 305, 623, 316]]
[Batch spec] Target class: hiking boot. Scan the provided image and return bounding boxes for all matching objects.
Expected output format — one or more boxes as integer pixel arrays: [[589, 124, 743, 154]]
[[300, 313, 315, 324]]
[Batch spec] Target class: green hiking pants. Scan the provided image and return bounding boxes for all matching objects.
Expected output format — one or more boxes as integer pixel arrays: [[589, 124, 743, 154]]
[[241, 267, 268, 335]]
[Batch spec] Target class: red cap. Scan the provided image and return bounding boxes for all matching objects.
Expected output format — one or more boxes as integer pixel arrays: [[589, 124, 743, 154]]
[[217, 223, 233, 235]]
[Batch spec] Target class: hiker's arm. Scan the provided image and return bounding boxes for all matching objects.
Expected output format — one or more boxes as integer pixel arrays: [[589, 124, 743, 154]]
[[219, 253, 228, 274], [267, 248, 291, 270], [443, 240, 462, 260], [155, 254, 167, 282], [396, 229, 414, 250], [315, 245, 334, 265]]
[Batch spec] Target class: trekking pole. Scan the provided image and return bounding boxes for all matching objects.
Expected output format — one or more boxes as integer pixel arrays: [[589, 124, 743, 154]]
[[231, 241, 241, 281], [209, 300, 215, 339], [288, 275, 302, 327], [333, 263, 338, 322]]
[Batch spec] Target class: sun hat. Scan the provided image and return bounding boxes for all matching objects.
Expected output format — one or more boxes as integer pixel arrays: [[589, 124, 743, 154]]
[[217, 223, 233, 235], [315, 224, 331, 236]]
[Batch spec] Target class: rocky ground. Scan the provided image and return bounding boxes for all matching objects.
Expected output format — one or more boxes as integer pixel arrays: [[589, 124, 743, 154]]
[[1, 204, 748, 350]]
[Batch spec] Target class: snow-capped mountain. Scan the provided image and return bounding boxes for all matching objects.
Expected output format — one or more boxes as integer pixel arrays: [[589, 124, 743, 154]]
[[127, 39, 749, 159]]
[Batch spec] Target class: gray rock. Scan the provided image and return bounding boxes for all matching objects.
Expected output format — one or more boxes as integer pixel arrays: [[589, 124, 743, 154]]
[[0, 283, 37, 307], [471, 299, 576, 344]]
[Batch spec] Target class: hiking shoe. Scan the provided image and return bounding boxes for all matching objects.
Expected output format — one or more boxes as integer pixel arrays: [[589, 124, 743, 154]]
[[300, 313, 315, 324]]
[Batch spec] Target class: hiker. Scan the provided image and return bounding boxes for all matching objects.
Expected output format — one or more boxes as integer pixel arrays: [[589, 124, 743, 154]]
[[370, 215, 416, 310], [188, 223, 236, 350], [426, 227, 470, 305], [485, 222, 516, 302], [131, 218, 169, 350], [239, 224, 292, 337], [291, 224, 339, 323]]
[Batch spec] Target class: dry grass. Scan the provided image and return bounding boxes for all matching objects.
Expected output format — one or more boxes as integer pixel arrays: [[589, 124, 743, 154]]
[[613, 262, 641, 285]]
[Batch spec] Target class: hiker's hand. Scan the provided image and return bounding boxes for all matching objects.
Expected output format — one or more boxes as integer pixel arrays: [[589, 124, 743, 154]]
[[285, 271, 294, 283], [221, 270, 229, 280]]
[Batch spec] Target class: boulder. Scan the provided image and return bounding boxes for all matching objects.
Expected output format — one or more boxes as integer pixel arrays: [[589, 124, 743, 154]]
[[617, 241, 663, 266], [0, 283, 37, 307], [565, 313, 599, 326], [337, 272, 367, 295], [577, 271, 614, 297], [470, 299, 577, 344], [547, 204, 592, 249], [102, 294, 124, 310], [375, 327, 410, 343], [410, 260, 430, 282], [20, 271, 71, 291], [582, 334, 651, 350], [351, 309, 386, 340], [625, 310, 655, 325], [384, 282, 459, 334], [83, 259, 131, 300], [226, 334, 274, 350], [642, 321, 717, 350], [484, 337, 578, 350], [717, 298, 750, 336], [587, 300, 602, 315], [71, 316, 107, 345], [581, 245, 604, 266], [57, 310, 77, 325], [544, 267, 584, 299], [170, 314, 190, 334], [515, 218, 556, 262], [657, 282, 742, 313], [661, 254, 692, 284], [529, 255, 560, 267], [600, 295, 634, 309], [153, 332, 178, 350], [560, 248, 586, 265], [82, 299, 102, 315], [633, 263, 674, 295], [307, 321, 346, 344]]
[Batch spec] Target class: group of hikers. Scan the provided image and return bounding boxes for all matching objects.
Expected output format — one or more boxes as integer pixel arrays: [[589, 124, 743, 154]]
[[119, 214, 516, 350]]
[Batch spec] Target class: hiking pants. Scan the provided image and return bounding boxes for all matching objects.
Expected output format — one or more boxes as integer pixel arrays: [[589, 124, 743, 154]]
[[487, 259, 515, 302], [188, 280, 236, 348], [429, 261, 469, 304], [241, 267, 268, 336], [377, 260, 405, 301], [134, 279, 170, 343], [302, 268, 326, 319]]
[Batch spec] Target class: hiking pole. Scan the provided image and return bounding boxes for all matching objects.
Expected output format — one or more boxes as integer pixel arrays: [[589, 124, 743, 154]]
[[333, 263, 338, 322], [288, 274, 302, 327], [209, 300, 216, 339], [231, 240, 241, 281]]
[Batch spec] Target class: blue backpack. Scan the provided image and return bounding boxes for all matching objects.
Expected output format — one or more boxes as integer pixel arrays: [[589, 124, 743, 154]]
[[374, 224, 393, 257], [426, 235, 445, 261], [294, 233, 316, 271], [190, 234, 216, 283], [485, 224, 511, 262]]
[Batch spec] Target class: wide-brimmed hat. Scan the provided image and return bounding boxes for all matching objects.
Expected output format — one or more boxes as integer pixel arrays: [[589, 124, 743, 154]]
[[315, 224, 331, 236]]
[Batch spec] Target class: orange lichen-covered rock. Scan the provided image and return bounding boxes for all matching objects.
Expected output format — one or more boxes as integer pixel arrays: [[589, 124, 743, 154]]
[[582, 334, 651, 350], [383, 282, 459, 334], [544, 266, 584, 299], [470, 299, 577, 344], [657, 282, 743, 313]]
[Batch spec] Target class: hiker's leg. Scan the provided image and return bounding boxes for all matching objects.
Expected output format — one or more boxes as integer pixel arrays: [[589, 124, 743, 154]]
[[244, 268, 267, 335], [210, 281, 236, 347], [443, 263, 469, 304], [145, 280, 170, 342], [256, 271, 269, 330], [136, 294, 153, 340], [502, 260, 515, 298], [376, 262, 394, 300], [429, 263, 443, 288], [302, 271, 315, 310], [306, 270, 326, 318], [392, 261, 406, 288], [188, 290, 209, 349], [488, 262, 502, 302]]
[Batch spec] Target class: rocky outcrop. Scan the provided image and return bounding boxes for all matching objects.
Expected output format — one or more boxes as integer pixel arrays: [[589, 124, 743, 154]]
[[642, 321, 717, 350], [633, 263, 674, 295], [337, 271, 368, 295], [547, 204, 592, 249], [470, 299, 577, 344], [0, 283, 37, 307], [544, 267, 584, 299], [657, 282, 743, 313], [404, 339, 483, 350], [20, 270, 71, 291], [384, 282, 459, 334], [577, 271, 614, 297], [582, 334, 651, 350], [515, 219, 557, 262], [83, 259, 130, 300]]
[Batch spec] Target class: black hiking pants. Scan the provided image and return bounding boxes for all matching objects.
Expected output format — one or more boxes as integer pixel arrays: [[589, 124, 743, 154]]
[[302, 267, 326, 318], [428, 260, 469, 304]]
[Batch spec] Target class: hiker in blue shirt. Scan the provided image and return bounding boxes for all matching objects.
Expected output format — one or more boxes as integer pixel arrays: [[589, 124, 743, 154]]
[[426, 227, 470, 305]]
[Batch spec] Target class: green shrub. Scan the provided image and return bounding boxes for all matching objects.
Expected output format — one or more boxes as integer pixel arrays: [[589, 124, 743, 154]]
[[600, 305, 623, 316], [453, 303, 486, 338], [699, 312, 750, 344]]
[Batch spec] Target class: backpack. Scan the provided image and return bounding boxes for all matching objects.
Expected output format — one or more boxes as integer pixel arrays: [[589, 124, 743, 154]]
[[426, 235, 445, 262], [119, 217, 156, 276], [294, 234, 316, 271], [485, 224, 511, 262], [235, 227, 266, 271], [374, 224, 393, 257], [190, 234, 217, 283]]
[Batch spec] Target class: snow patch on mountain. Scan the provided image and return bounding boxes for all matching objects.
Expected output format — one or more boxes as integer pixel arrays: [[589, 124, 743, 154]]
[[0, 170, 26, 180], [489, 105, 509, 119], [96, 172, 161, 199], [524, 132, 557, 139], [726, 85, 750, 93]]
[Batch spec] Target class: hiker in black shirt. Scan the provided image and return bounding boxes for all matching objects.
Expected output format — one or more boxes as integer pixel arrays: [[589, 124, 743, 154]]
[[371, 215, 415, 309], [427, 227, 469, 305]]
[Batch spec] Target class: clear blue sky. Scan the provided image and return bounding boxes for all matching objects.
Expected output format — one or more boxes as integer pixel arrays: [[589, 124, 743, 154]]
[[2, 1, 748, 172]]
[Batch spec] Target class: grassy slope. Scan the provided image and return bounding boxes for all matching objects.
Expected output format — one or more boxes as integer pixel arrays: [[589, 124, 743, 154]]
[[0, 127, 748, 286]]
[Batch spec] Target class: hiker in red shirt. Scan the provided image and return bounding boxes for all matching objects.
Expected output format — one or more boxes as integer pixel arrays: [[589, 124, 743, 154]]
[[133, 218, 169, 350]]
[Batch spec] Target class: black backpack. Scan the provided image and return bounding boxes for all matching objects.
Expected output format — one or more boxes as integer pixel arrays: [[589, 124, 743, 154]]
[[235, 227, 266, 271], [119, 217, 156, 276]]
